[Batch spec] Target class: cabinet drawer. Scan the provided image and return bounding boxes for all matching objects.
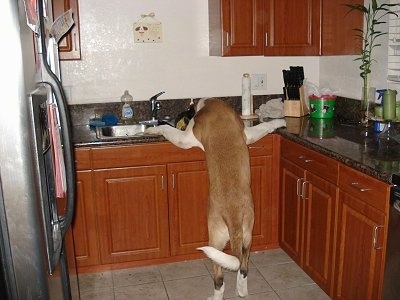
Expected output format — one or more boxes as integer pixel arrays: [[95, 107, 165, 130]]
[[281, 138, 338, 184], [74, 148, 91, 170], [91, 135, 274, 169], [338, 164, 390, 212], [91, 142, 205, 169]]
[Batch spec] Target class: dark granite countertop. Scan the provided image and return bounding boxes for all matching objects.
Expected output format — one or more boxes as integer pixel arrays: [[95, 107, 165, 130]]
[[72, 117, 400, 184], [278, 117, 400, 184]]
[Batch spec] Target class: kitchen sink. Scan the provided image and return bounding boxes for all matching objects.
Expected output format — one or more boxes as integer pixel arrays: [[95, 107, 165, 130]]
[[96, 124, 157, 139]]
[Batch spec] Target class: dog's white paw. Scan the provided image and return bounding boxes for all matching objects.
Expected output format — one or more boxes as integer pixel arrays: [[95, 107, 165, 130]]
[[236, 271, 248, 297], [145, 126, 163, 135], [269, 118, 286, 129], [207, 282, 225, 300]]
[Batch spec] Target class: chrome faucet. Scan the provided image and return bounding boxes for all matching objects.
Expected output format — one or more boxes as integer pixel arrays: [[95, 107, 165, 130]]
[[150, 91, 165, 121]]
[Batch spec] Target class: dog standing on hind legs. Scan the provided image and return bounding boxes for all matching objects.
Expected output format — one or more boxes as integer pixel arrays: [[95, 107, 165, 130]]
[[145, 98, 286, 299]]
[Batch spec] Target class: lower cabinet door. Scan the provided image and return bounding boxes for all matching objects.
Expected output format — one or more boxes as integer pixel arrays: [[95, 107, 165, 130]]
[[95, 165, 169, 264], [168, 156, 273, 256], [280, 159, 304, 263], [335, 190, 386, 300], [168, 161, 209, 256], [72, 170, 100, 267], [303, 171, 337, 296]]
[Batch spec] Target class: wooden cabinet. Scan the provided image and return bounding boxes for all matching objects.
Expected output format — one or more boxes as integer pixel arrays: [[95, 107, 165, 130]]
[[209, 0, 362, 56], [72, 135, 278, 270], [280, 137, 391, 299], [321, 0, 363, 55], [52, 0, 81, 60], [72, 149, 100, 267], [280, 139, 338, 296], [280, 159, 304, 261], [72, 170, 99, 267], [208, 0, 264, 56], [264, 0, 321, 56], [168, 161, 209, 256], [302, 171, 337, 295], [335, 164, 390, 300], [94, 165, 170, 264], [169, 153, 275, 256]]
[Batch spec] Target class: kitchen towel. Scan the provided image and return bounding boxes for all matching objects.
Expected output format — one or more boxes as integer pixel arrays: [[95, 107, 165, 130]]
[[47, 103, 66, 198], [255, 98, 284, 121]]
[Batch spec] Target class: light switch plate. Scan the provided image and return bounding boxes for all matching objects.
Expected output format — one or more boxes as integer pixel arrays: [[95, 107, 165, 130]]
[[251, 73, 267, 90]]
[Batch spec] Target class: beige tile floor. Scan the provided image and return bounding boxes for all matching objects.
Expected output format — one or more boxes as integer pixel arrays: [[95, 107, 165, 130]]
[[78, 248, 330, 300]]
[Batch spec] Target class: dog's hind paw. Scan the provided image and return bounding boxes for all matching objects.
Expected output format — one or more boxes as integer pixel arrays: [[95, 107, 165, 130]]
[[207, 282, 225, 300], [236, 271, 248, 297]]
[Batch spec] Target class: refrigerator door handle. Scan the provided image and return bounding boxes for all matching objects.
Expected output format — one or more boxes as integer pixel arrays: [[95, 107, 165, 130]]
[[37, 0, 76, 238], [41, 80, 76, 237]]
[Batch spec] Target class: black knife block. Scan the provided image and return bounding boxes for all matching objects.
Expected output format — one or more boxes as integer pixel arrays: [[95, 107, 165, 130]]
[[283, 85, 309, 117]]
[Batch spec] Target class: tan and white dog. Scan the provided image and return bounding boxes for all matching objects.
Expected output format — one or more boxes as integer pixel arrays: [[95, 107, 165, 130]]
[[146, 98, 285, 300]]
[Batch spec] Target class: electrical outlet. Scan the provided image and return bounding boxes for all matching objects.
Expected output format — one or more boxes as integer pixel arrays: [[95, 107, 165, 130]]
[[251, 73, 267, 90]]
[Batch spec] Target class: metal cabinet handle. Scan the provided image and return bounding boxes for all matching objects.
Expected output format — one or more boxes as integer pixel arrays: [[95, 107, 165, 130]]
[[265, 33, 268, 47], [298, 155, 313, 163], [296, 178, 304, 196], [161, 175, 164, 190], [249, 146, 264, 149], [301, 181, 310, 200], [350, 182, 372, 192], [226, 32, 229, 47], [171, 173, 175, 189], [373, 225, 384, 250]]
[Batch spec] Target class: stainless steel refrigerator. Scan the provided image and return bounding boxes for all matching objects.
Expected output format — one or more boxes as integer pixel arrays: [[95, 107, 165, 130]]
[[0, 0, 79, 298]]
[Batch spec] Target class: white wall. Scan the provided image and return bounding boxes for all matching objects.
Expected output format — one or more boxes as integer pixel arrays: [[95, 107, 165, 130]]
[[320, 0, 399, 100], [319, 27, 396, 100], [60, 0, 320, 104], [61, 0, 397, 105]]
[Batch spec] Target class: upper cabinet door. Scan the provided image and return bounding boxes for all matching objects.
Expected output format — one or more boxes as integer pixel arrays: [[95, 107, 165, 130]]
[[264, 0, 321, 56], [209, 0, 264, 56], [52, 0, 81, 60], [321, 0, 363, 55]]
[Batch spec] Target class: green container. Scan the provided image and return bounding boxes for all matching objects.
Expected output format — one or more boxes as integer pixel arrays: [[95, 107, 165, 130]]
[[309, 95, 336, 119]]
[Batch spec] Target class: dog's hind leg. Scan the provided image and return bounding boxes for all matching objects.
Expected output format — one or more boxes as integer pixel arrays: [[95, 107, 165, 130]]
[[207, 220, 229, 300], [236, 247, 250, 297], [207, 263, 224, 300], [236, 214, 253, 297]]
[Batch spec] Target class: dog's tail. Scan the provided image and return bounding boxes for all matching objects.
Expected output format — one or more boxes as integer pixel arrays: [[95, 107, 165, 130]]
[[197, 246, 240, 271]]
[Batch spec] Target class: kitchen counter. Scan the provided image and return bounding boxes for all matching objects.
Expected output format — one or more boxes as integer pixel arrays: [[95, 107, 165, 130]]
[[278, 117, 400, 183], [72, 117, 400, 184]]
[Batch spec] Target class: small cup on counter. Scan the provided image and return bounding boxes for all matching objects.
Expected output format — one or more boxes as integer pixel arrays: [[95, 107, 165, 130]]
[[382, 89, 397, 120]]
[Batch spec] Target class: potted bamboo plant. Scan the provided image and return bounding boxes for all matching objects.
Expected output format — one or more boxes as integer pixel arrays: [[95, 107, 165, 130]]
[[346, 0, 398, 125]]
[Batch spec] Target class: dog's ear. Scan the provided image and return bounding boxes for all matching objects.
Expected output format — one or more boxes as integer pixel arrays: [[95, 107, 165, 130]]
[[195, 98, 208, 113]]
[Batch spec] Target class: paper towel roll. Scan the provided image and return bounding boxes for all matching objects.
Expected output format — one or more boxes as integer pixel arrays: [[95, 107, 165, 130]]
[[242, 73, 252, 116]]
